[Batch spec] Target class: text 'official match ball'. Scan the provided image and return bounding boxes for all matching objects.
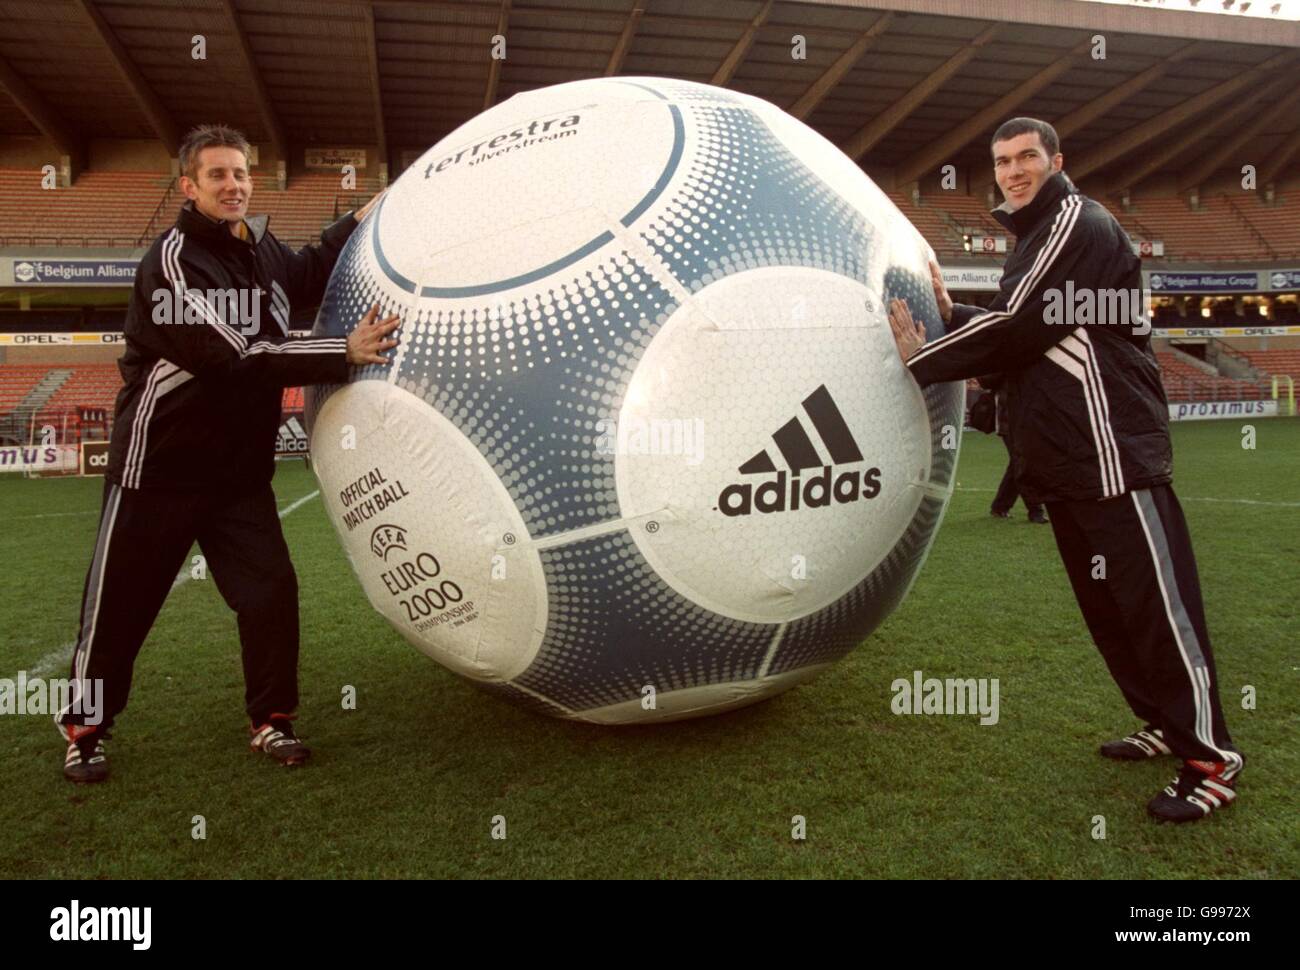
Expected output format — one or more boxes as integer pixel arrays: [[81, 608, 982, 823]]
[[306, 76, 963, 724]]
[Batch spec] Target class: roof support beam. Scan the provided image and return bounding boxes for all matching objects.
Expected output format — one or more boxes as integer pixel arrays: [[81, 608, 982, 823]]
[[604, 0, 645, 77], [1177, 76, 1300, 193], [218, 0, 288, 182], [0, 52, 81, 169], [1053, 43, 1202, 141], [1068, 50, 1298, 182], [72, 0, 179, 157], [1259, 119, 1300, 189], [1110, 79, 1286, 195], [891, 33, 1088, 184], [360, 1, 389, 183], [787, 13, 893, 121], [972, 42, 1203, 201], [710, 0, 772, 88], [484, 0, 511, 109], [844, 24, 999, 165]]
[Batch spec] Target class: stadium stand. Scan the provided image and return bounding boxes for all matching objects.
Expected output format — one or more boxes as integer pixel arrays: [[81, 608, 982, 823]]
[[36, 362, 122, 425], [928, 193, 1006, 239], [0, 169, 170, 248], [249, 173, 385, 248], [0, 364, 59, 412], [0, 168, 384, 251], [0, 360, 309, 445], [1154, 350, 1263, 402], [3, 164, 1293, 264], [1111, 194, 1300, 261], [887, 192, 965, 257], [875, 191, 1300, 263], [1233, 348, 1300, 383]]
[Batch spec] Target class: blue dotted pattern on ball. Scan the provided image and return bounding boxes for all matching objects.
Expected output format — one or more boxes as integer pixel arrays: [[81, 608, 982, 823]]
[[395, 257, 681, 538], [639, 100, 876, 294], [304, 221, 395, 430], [513, 530, 776, 712], [768, 492, 948, 675], [306, 228, 684, 540]]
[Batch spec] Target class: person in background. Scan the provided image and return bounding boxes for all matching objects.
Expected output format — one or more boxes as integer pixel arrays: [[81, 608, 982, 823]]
[[982, 374, 1047, 524]]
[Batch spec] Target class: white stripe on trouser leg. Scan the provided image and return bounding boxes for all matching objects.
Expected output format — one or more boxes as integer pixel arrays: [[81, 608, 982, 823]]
[[1130, 490, 1242, 778], [56, 484, 122, 738]]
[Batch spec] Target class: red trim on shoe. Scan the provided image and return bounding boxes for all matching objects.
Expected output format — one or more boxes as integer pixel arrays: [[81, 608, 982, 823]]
[[249, 712, 297, 734], [65, 723, 97, 742]]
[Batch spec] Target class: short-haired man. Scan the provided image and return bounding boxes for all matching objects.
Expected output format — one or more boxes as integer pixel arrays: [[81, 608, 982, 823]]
[[887, 118, 1243, 823], [57, 124, 399, 782]]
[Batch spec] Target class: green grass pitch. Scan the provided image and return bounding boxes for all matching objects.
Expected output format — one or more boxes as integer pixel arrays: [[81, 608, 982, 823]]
[[1, 419, 1296, 879]]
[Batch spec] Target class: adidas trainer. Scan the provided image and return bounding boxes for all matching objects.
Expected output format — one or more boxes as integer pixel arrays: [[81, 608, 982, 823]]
[[63, 730, 109, 784], [250, 715, 310, 766], [1100, 726, 1172, 761], [1148, 760, 1239, 823]]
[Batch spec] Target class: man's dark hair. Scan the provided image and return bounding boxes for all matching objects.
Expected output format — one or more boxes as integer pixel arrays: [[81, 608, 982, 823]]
[[179, 124, 252, 180], [991, 118, 1060, 158]]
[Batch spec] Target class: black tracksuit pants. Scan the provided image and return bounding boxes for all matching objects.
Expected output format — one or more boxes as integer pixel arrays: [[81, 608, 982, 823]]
[[1046, 484, 1243, 778], [56, 479, 300, 737]]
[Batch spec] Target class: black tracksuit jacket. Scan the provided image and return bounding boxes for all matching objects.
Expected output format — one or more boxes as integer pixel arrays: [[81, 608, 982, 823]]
[[907, 172, 1173, 505], [106, 202, 355, 490]]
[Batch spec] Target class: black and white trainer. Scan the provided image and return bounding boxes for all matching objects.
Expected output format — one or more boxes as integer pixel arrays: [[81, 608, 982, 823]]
[[1099, 726, 1172, 761], [1148, 760, 1239, 823], [64, 730, 109, 784], [249, 715, 310, 766]]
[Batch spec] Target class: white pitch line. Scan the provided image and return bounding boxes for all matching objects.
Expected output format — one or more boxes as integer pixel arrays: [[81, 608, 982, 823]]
[[28, 644, 75, 678], [1179, 496, 1300, 508], [12, 489, 322, 682], [14, 510, 99, 520], [953, 486, 1299, 508], [277, 489, 321, 518]]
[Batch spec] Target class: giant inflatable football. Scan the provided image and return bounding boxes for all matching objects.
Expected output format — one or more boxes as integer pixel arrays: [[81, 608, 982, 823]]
[[305, 76, 962, 723]]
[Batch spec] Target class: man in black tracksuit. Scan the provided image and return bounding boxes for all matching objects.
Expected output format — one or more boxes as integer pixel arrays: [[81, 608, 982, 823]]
[[888, 118, 1243, 823], [57, 125, 398, 782]]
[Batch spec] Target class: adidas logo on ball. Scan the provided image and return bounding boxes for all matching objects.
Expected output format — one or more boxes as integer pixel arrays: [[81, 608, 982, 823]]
[[716, 385, 881, 517]]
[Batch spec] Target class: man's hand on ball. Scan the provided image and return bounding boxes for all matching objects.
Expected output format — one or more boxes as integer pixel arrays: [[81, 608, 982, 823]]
[[929, 258, 953, 324], [346, 304, 400, 366], [354, 188, 387, 223], [888, 297, 926, 364]]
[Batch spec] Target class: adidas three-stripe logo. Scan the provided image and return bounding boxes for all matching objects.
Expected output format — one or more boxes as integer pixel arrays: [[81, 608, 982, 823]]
[[717, 384, 881, 517]]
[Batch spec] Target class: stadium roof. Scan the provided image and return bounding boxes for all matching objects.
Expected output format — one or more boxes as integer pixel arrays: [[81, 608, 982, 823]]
[[0, 0, 1298, 195]]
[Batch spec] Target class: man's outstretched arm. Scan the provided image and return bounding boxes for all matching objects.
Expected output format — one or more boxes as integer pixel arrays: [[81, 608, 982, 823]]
[[893, 203, 1096, 387]]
